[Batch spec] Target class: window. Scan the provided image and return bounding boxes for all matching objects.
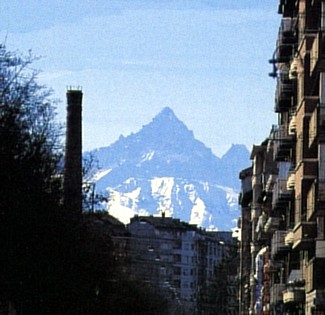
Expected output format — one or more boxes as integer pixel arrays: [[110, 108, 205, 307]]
[[160, 242, 169, 250], [173, 267, 181, 275], [183, 243, 190, 250]]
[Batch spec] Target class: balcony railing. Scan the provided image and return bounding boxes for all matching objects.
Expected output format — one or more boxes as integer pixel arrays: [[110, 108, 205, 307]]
[[276, 18, 296, 63], [288, 268, 304, 286], [271, 230, 289, 258], [252, 173, 262, 189], [320, 159, 325, 180], [269, 260, 283, 273], [250, 274, 256, 286], [272, 178, 292, 209], [286, 171, 295, 190], [270, 283, 286, 305], [265, 174, 276, 193], [275, 70, 293, 112], [288, 114, 296, 134], [275, 81, 293, 112], [285, 231, 294, 247], [273, 125, 293, 161], [264, 217, 281, 234], [319, 103, 325, 130], [283, 289, 305, 304], [292, 222, 317, 250], [319, 180, 325, 205]]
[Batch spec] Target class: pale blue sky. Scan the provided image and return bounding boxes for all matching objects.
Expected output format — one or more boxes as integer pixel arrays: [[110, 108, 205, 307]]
[[0, 0, 280, 157]]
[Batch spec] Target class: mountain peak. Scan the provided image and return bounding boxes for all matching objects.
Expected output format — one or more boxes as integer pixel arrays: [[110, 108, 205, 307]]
[[221, 144, 250, 160], [86, 109, 250, 230], [160, 106, 175, 116], [141, 106, 193, 143], [151, 107, 182, 125], [218, 144, 250, 189]]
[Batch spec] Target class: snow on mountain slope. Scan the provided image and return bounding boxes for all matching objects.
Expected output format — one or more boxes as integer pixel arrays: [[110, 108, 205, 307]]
[[86, 107, 250, 230]]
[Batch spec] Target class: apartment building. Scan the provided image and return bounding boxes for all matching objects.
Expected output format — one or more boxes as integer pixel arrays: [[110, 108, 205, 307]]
[[127, 215, 235, 314], [239, 167, 253, 315], [239, 1, 325, 314]]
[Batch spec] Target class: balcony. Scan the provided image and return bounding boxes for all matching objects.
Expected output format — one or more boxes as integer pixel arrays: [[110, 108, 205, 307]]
[[270, 283, 286, 305], [275, 70, 293, 113], [319, 104, 325, 133], [252, 173, 262, 189], [250, 243, 257, 255], [305, 258, 325, 292], [272, 178, 292, 209], [292, 222, 317, 250], [239, 190, 252, 208], [288, 114, 296, 134], [273, 125, 293, 161], [269, 260, 283, 273], [275, 18, 296, 63], [271, 230, 289, 259], [288, 269, 304, 286], [265, 174, 276, 193], [278, 1, 296, 17], [251, 207, 262, 220], [264, 217, 281, 234], [289, 57, 300, 80], [250, 274, 256, 286], [286, 171, 295, 190], [285, 231, 294, 247], [319, 179, 325, 204], [283, 289, 305, 304]]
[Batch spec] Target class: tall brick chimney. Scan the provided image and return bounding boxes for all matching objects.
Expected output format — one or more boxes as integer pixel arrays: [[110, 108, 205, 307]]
[[63, 88, 83, 216]]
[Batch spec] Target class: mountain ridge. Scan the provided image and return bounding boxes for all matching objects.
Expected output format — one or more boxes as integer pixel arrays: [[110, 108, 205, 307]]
[[86, 107, 250, 230]]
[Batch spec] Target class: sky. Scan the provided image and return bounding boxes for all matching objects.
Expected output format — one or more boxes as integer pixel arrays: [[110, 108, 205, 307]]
[[0, 0, 281, 157]]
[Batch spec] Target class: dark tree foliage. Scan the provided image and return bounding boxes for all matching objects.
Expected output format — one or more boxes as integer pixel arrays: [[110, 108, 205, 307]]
[[0, 44, 68, 313], [198, 245, 239, 315], [0, 45, 171, 315], [77, 212, 171, 315]]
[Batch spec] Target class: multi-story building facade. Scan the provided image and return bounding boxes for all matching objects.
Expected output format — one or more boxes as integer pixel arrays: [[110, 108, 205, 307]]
[[239, 1, 325, 314], [127, 215, 236, 314], [239, 167, 253, 315]]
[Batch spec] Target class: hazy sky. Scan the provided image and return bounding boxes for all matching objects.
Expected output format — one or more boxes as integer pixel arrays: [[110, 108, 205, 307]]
[[0, 0, 280, 157]]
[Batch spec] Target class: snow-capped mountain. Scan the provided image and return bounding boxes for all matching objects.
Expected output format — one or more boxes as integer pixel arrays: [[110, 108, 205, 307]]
[[85, 107, 250, 230]]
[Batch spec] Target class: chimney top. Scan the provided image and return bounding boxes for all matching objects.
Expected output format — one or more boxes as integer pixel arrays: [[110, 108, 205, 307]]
[[66, 86, 82, 92]]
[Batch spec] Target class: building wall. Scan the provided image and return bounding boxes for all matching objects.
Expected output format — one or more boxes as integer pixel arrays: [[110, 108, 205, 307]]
[[127, 215, 236, 314], [239, 1, 325, 314]]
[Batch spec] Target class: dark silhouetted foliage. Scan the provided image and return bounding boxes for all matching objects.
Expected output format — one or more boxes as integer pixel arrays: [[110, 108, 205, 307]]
[[0, 44, 67, 314], [0, 45, 172, 314]]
